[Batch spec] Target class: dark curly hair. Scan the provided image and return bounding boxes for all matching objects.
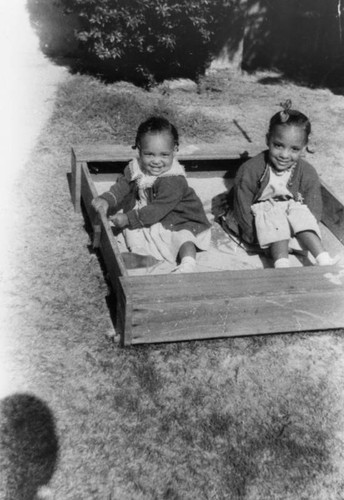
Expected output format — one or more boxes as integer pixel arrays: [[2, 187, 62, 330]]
[[134, 116, 179, 149]]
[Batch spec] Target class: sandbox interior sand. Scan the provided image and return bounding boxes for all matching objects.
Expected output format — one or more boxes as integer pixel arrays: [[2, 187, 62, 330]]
[[95, 176, 344, 276]]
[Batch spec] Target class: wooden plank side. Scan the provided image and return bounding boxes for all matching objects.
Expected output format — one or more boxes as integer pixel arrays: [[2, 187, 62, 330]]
[[72, 143, 261, 163], [128, 266, 344, 343], [71, 148, 83, 213], [78, 163, 132, 344], [129, 266, 344, 300], [80, 163, 103, 247], [97, 211, 132, 345], [97, 211, 128, 281], [117, 277, 133, 347], [73, 144, 134, 162], [71, 148, 77, 208], [91, 166, 236, 179], [321, 182, 344, 244], [80, 163, 99, 221], [130, 290, 344, 344]]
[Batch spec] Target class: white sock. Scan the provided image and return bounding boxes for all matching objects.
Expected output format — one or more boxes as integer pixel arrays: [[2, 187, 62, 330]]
[[180, 256, 196, 271], [274, 257, 290, 268], [181, 256, 195, 265], [315, 252, 333, 265]]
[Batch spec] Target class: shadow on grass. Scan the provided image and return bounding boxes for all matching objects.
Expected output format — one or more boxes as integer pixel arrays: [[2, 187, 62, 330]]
[[0, 393, 59, 500], [201, 411, 331, 498]]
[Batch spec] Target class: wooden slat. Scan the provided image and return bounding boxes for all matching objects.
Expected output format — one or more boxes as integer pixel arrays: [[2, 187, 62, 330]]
[[80, 164, 128, 278], [72, 144, 134, 162], [117, 277, 133, 347], [97, 211, 132, 345], [79, 161, 132, 344], [321, 181, 344, 244], [95, 207, 128, 281], [71, 150, 82, 212], [80, 164, 104, 248], [90, 164, 238, 178], [72, 143, 260, 163], [71, 148, 77, 207], [80, 164, 99, 223], [127, 266, 344, 344]]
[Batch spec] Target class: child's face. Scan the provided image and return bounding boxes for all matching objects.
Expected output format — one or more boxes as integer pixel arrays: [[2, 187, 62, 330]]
[[138, 132, 176, 176], [266, 124, 307, 172]]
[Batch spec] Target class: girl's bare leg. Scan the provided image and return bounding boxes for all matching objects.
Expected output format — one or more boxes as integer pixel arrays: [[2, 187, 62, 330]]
[[173, 241, 196, 273], [296, 230, 334, 265], [179, 241, 196, 261], [270, 240, 290, 267], [296, 230, 324, 257]]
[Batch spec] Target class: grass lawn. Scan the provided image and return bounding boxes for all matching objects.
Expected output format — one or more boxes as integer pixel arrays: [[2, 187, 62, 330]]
[[2, 69, 344, 499]]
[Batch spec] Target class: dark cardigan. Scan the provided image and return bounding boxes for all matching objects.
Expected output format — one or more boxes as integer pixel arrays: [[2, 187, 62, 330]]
[[226, 151, 323, 244], [99, 167, 211, 235]]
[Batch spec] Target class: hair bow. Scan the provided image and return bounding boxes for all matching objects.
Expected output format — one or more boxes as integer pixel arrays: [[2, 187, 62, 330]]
[[279, 99, 292, 122]]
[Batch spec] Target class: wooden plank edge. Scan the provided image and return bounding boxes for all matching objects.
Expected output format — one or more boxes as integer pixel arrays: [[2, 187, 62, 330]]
[[71, 148, 82, 213], [129, 287, 344, 344], [80, 163, 99, 220], [118, 276, 133, 346], [80, 162, 133, 344], [129, 326, 344, 345], [80, 163, 128, 277], [80, 164, 102, 248], [72, 144, 261, 163], [321, 181, 344, 244], [98, 217, 132, 345]]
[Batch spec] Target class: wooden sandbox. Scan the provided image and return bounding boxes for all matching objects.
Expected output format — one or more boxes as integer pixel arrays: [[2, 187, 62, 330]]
[[71, 144, 344, 346]]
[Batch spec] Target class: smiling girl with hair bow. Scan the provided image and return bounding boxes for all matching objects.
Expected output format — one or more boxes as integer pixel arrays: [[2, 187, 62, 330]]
[[232, 101, 336, 267]]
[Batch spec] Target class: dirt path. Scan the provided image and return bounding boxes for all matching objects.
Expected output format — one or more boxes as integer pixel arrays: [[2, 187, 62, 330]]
[[0, 0, 67, 398], [1, 1, 67, 196]]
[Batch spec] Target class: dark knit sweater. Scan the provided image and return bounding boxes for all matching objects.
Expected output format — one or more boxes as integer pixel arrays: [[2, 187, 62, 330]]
[[231, 151, 323, 244], [99, 163, 211, 235]]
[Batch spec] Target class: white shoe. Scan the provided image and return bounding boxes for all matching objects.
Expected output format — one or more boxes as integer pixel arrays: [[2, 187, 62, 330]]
[[315, 252, 341, 266], [274, 258, 290, 268]]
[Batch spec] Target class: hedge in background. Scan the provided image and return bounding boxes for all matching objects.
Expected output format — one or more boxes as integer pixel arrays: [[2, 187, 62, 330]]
[[57, 0, 239, 85]]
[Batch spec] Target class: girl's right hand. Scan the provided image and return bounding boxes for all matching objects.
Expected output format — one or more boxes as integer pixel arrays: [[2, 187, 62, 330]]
[[92, 197, 109, 213], [110, 213, 129, 228]]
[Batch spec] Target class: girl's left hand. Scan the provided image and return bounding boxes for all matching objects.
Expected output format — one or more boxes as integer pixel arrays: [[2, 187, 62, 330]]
[[110, 213, 129, 228]]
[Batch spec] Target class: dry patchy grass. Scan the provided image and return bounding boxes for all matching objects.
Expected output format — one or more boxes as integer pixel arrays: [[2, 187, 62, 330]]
[[2, 70, 344, 499]]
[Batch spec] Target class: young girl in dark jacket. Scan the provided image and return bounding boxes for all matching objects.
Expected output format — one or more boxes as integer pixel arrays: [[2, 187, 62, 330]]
[[233, 101, 335, 267], [92, 116, 211, 273]]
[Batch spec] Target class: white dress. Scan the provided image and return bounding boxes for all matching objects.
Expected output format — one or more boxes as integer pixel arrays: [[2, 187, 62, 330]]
[[251, 165, 321, 248], [123, 159, 211, 263]]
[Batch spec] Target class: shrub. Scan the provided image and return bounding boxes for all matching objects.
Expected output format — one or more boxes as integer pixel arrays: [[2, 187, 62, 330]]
[[56, 0, 238, 85]]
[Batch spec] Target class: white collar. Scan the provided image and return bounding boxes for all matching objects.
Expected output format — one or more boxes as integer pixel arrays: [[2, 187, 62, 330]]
[[127, 158, 186, 189], [268, 163, 295, 177]]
